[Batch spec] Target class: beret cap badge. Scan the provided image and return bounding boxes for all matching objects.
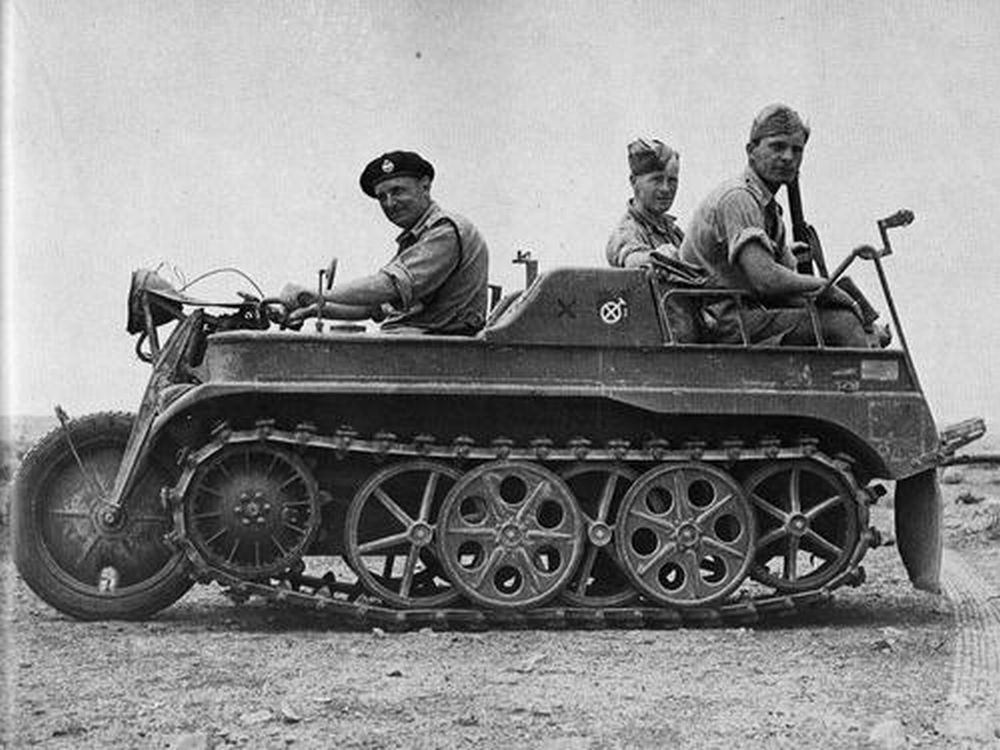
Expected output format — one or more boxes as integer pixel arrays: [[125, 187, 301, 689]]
[[360, 150, 436, 197]]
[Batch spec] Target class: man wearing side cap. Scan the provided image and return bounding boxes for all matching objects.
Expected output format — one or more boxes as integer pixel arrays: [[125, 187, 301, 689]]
[[280, 150, 489, 335], [679, 104, 872, 347], [606, 139, 685, 268]]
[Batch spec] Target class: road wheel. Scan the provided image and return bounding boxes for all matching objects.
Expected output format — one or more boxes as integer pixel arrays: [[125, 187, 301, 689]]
[[615, 463, 756, 608], [746, 459, 861, 592]]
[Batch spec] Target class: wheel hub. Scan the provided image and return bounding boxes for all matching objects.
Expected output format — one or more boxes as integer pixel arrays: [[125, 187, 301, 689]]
[[499, 522, 525, 547], [408, 521, 434, 546], [677, 522, 701, 549], [96, 505, 126, 531], [233, 491, 273, 530], [787, 513, 809, 536], [588, 521, 612, 547]]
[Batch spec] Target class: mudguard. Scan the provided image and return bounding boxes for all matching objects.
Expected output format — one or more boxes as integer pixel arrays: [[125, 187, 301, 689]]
[[894, 468, 943, 593]]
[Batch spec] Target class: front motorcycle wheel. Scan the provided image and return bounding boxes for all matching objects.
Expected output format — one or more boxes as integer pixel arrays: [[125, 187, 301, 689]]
[[12, 412, 192, 620]]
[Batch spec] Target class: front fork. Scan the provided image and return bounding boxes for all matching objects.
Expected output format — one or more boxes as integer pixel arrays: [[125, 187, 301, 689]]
[[104, 311, 206, 510]]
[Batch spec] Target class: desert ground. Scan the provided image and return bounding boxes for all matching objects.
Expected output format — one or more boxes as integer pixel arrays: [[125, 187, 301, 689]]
[[1, 420, 998, 749]]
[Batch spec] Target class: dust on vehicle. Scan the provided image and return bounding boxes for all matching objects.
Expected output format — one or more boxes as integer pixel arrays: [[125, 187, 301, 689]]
[[11, 211, 985, 628]]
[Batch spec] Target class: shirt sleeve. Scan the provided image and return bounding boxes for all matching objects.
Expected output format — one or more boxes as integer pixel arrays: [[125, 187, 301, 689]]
[[606, 222, 649, 267], [379, 221, 460, 311], [776, 239, 797, 270], [716, 189, 776, 265]]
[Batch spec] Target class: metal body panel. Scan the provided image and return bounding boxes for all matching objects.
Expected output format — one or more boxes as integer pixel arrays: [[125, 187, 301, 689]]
[[142, 325, 939, 479], [483, 267, 663, 347]]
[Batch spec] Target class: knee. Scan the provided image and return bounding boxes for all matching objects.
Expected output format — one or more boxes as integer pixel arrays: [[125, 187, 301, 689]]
[[821, 310, 868, 347]]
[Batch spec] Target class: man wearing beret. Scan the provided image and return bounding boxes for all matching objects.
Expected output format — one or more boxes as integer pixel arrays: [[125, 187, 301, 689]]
[[280, 150, 489, 335], [678, 104, 870, 346], [606, 139, 685, 268]]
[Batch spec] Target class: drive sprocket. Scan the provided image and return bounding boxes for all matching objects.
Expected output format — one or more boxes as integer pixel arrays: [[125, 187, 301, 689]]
[[182, 444, 320, 577]]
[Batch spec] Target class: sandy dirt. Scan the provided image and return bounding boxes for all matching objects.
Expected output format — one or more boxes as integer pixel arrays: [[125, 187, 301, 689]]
[[2, 463, 998, 749]]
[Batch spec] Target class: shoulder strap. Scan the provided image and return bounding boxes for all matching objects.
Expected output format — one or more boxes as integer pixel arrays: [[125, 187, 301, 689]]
[[436, 216, 464, 267]]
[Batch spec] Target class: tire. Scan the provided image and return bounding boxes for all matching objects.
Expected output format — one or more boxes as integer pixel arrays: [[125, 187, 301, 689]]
[[12, 412, 193, 620]]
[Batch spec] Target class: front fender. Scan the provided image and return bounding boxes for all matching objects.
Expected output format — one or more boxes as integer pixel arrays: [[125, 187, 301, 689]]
[[894, 468, 942, 593]]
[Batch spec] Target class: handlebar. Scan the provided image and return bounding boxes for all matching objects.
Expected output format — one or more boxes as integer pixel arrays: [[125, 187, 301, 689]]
[[258, 298, 294, 329], [816, 208, 914, 298], [257, 297, 362, 332], [878, 209, 915, 231]]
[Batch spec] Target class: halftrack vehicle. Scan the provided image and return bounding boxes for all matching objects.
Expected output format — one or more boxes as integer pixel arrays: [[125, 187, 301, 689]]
[[13, 209, 985, 629]]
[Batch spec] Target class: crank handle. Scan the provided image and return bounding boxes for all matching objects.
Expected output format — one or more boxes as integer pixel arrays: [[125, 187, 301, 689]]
[[878, 209, 914, 231]]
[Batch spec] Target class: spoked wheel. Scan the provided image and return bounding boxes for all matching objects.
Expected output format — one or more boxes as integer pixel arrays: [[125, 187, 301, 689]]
[[559, 463, 639, 607], [11, 412, 192, 620], [615, 463, 756, 608], [345, 460, 462, 608], [183, 444, 320, 578], [745, 459, 861, 592], [436, 461, 585, 610]]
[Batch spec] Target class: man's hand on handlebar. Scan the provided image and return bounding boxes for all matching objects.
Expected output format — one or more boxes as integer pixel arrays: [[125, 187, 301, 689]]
[[288, 303, 321, 324], [279, 283, 317, 311], [278, 280, 388, 325], [814, 284, 864, 323], [284, 299, 385, 324]]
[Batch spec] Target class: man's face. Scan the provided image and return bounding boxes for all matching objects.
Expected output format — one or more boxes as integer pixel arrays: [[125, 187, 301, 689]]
[[631, 160, 680, 216], [374, 175, 432, 229], [747, 132, 806, 187]]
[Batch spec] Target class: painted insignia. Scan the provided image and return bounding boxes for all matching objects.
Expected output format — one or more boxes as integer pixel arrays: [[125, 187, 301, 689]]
[[599, 297, 628, 325], [556, 298, 577, 319], [381, 159, 395, 173]]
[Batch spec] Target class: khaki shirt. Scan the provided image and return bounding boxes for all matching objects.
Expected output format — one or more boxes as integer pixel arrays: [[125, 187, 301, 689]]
[[605, 200, 684, 267], [679, 167, 797, 290], [379, 202, 489, 334], [679, 167, 802, 341]]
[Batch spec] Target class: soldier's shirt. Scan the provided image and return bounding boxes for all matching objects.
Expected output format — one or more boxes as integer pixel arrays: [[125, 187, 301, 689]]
[[379, 201, 489, 334], [679, 166, 797, 288], [605, 200, 685, 267], [678, 167, 802, 342]]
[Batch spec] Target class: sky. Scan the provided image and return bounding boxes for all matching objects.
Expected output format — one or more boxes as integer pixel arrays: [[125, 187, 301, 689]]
[[4, 0, 999, 434]]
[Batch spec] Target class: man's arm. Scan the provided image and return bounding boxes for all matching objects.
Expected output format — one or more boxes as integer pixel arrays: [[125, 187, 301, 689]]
[[609, 235, 679, 269], [324, 273, 398, 307], [280, 273, 399, 317], [738, 243, 860, 315], [280, 220, 458, 318], [286, 300, 380, 322]]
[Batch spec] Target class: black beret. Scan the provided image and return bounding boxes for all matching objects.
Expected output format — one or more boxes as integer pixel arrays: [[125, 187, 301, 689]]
[[359, 151, 435, 197]]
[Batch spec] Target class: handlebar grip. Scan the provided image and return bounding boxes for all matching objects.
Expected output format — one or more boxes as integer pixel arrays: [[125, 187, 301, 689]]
[[258, 297, 291, 329], [878, 209, 914, 229]]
